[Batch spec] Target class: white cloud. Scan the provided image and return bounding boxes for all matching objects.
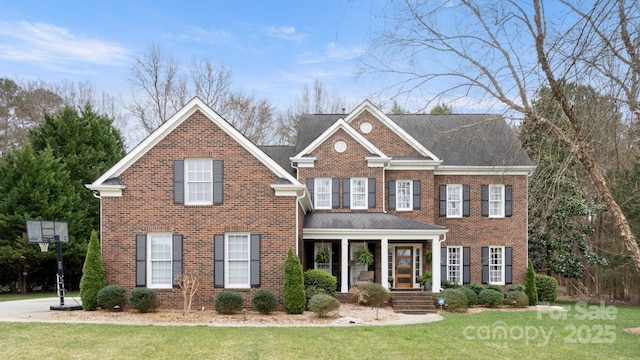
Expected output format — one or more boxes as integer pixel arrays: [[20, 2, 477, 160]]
[[0, 21, 129, 68], [181, 26, 234, 43], [265, 25, 306, 41]]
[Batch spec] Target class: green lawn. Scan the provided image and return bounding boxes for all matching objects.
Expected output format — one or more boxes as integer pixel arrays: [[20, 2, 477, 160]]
[[0, 302, 638, 359]]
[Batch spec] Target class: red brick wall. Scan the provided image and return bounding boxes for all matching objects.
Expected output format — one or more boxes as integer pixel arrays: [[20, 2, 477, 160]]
[[100, 110, 297, 309], [351, 110, 422, 157]]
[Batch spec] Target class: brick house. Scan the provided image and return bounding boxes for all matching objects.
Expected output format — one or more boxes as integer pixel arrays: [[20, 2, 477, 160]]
[[87, 97, 534, 306]]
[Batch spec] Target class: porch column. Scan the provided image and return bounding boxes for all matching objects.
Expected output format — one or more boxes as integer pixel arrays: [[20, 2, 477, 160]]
[[431, 237, 442, 293], [341, 238, 349, 293], [381, 238, 388, 289]]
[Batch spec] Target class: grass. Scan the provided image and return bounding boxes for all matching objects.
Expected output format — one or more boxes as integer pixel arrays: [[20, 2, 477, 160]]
[[0, 302, 638, 359]]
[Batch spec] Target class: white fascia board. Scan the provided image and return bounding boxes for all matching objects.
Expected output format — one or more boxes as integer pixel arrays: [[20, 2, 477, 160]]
[[91, 97, 301, 191], [84, 184, 124, 197], [434, 165, 537, 176], [304, 228, 448, 240], [290, 157, 317, 168], [366, 156, 391, 167], [292, 118, 386, 159], [344, 100, 441, 161]]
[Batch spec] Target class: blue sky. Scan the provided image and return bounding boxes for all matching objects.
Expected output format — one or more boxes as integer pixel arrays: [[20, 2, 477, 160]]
[[0, 0, 396, 113]]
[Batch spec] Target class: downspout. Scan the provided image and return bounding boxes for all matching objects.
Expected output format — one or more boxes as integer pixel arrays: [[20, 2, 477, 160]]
[[92, 190, 103, 253], [291, 161, 302, 256]]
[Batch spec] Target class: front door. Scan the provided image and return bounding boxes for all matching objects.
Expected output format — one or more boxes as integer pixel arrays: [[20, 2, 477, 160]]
[[395, 247, 413, 288]]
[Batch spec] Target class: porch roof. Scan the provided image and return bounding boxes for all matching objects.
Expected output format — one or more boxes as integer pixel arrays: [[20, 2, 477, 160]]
[[303, 212, 446, 231]]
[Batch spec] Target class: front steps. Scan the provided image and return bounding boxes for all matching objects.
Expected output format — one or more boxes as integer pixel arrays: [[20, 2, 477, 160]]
[[390, 290, 437, 314]]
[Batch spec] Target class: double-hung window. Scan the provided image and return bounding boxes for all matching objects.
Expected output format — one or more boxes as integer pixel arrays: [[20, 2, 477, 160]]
[[351, 177, 367, 209], [489, 185, 505, 218], [314, 178, 332, 209], [447, 246, 462, 285], [396, 180, 412, 211], [185, 158, 213, 205], [488, 246, 505, 285], [226, 234, 250, 288], [446, 184, 463, 217], [148, 233, 173, 289]]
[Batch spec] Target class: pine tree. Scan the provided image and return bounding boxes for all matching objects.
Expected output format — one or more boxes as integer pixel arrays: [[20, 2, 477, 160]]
[[525, 260, 538, 306], [79, 230, 105, 310], [283, 249, 305, 314]]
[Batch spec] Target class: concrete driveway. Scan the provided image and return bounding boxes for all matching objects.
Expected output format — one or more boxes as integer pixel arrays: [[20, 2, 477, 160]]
[[0, 297, 82, 322]]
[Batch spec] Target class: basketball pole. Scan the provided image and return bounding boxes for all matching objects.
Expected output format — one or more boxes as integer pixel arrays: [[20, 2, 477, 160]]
[[54, 235, 65, 307]]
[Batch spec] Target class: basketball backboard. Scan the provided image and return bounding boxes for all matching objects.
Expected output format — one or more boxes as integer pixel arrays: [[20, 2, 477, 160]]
[[26, 220, 69, 243]]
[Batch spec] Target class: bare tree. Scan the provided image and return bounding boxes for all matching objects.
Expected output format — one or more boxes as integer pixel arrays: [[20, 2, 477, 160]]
[[128, 42, 186, 133], [190, 58, 232, 113], [364, 0, 640, 273], [275, 79, 346, 145]]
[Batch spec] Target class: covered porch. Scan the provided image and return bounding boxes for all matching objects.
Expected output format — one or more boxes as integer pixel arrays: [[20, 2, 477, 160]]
[[302, 212, 448, 293]]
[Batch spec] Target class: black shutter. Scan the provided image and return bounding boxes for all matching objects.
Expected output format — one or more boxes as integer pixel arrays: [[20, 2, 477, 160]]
[[463, 247, 470, 284], [388, 181, 396, 210], [332, 178, 340, 209], [439, 185, 447, 217], [413, 180, 421, 210], [174, 160, 184, 204], [214, 234, 224, 287], [305, 242, 314, 269], [342, 178, 350, 208], [250, 234, 261, 287], [440, 247, 447, 282], [505, 247, 513, 284], [172, 234, 182, 287], [331, 243, 340, 280], [505, 185, 513, 217], [306, 178, 314, 204], [481, 185, 489, 217], [481, 247, 489, 283], [368, 178, 376, 208], [213, 160, 223, 204], [463, 185, 470, 217], [136, 234, 146, 287]]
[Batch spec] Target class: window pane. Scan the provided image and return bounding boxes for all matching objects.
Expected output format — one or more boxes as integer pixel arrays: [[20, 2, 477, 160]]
[[489, 247, 503, 284], [397, 180, 412, 210], [489, 185, 504, 217], [315, 178, 331, 208], [226, 234, 250, 286], [448, 247, 461, 284], [351, 178, 367, 208], [150, 234, 172, 286], [447, 185, 462, 217], [186, 159, 212, 204]]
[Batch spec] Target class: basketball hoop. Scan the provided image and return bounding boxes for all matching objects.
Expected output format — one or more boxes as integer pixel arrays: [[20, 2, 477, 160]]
[[38, 243, 50, 252]]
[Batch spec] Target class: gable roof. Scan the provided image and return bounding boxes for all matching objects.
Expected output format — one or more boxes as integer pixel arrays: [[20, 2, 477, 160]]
[[296, 110, 533, 168], [88, 97, 302, 193]]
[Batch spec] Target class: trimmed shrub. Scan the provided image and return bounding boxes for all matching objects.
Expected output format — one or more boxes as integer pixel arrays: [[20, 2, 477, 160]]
[[304, 269, 337, 297], [97, 284, 126, 311], [525, 260, 538, 306], [535, 274, 558, 302], [355, 283, 389, 308], [305, 286, 327, 307], [438, 288, 468, 312], [308, 294, 340, 317], [466, 283, 484, 296], [129, 288, 159, 313], [459, 286, 478, 306], [80, 230, 106, 311], [506, 290, 529, 308], [283, 249, 306, 314], [215, 290, 244, 314], [252, 290, 277, 315], [478, 289, 503, 308], [507, 284, 526, 293], [486, 284, 503, 293]]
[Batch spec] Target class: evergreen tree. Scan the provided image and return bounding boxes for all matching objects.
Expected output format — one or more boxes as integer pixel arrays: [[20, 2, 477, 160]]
[[525, 260, 538, 306], [80, 230, 105, 310], [0, 144, 76, 291], [283, 249, 305, 314]]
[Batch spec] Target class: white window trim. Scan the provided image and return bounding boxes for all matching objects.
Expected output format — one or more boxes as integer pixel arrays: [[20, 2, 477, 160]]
[[314, 178, 332, 209], [147, 233, 172, 289], [446, 184, 463, 218], [396, 180, 413, 211], [225, 233, 251, 289], [185, 158, 213, 205], [488, 246, 505, 285], [489, 184, 505, 218], [350, 177, 368, 210], [447, 246, 463, 285]]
